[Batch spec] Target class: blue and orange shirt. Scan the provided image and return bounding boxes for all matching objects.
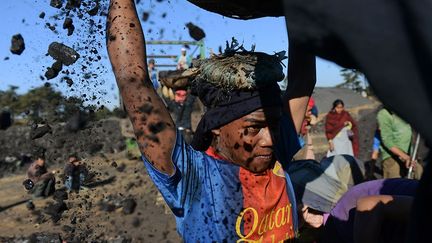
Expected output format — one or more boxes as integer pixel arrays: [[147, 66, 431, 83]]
[[143, 115, 300, 242]]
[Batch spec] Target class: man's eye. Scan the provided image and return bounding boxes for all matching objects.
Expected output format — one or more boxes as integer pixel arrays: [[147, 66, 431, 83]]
[[246, 127, 261, 133]]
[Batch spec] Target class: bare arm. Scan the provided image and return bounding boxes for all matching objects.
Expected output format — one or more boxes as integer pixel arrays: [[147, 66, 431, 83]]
[[283, 42, 316, 134], [353, 195, 413, 243], [107, 0, 176, 175]]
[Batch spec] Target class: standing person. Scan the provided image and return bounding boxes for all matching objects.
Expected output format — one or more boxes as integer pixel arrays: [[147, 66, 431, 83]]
[[64, 155, 88, 192], [163, 89, 196, 144], [147, 58, 160, 90], [106, 0, 316, 241], [295, 97, 318, 160], [377, 108, 422, 179], [23, 152, 56, 198], [325, 99, 359, 157], [365, 128, 381, 180], [175, 47, 191, 70]]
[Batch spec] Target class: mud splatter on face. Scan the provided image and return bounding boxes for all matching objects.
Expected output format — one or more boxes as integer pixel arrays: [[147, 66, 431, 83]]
[[243, 143, 253, 152]]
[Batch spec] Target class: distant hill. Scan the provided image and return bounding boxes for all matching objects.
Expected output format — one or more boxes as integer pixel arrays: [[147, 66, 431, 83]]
[[312, 87, 374, 114]]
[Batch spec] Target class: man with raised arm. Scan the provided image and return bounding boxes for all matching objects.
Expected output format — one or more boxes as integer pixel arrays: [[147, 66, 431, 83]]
[[106, 1, 315, 241]]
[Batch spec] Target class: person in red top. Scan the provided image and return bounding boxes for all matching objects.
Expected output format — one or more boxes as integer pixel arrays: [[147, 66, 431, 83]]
[[325, 99, 359, 157]]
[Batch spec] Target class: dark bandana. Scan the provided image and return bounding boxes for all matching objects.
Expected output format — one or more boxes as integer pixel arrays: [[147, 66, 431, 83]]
[[191, 82, 282, 151]]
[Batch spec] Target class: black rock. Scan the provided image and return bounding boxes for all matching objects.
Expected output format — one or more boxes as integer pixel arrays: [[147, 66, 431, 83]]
[[65, 0, 81, 10], [39, 12, 46, 19], [0, 110, 12, 130], [88, 143, 103, 155], [52, 61, 63, 72], [45, 61, 63, 80], [116, 163, 126, 172], [99, 202, 117, 212], [30, 125, 52, 140], [10, 34, 25, 55], [45, 67, 57, 80], [185, 22, 206, 41], [28, 232, 61, 243], [142, 12, 150, 22], [50, 0, 63, 9], [44, 201, 68, 218], [88, 2, 99, 16], [53, 189, 68, 202], [121, 198, 137, 214], [63, 18, 75, 36], [26, 201, 35, 210], [48, 42, 80, 66], [62, 225, 75, 233], [64, 76, 74, 87], [132, 217, 141, 227]]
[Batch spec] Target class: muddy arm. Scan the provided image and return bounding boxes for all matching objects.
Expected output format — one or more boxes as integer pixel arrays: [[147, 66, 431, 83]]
[[283, 42, 316, 134], [107, 0, 176, 175]]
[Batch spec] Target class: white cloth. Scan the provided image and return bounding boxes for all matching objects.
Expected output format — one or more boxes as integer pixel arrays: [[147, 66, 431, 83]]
[[327, 126, 354, 157]]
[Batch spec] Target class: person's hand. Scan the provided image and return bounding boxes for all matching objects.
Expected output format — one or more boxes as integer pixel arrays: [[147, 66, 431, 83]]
[[371, 150, 379, 160], [399, 154, 412, 168], [329, 140, 334, 151], [405, 159, 417, 169], [344, 121, 352, 127]]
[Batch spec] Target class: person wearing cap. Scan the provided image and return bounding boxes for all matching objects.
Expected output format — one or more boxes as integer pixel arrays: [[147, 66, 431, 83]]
[[24, 152, 56, 198], [107, 0, 315, 241], [175, 47, 192, 70]]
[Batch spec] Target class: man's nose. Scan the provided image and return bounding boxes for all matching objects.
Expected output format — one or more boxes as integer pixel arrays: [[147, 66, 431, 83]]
[[258, 127, 274, 147]]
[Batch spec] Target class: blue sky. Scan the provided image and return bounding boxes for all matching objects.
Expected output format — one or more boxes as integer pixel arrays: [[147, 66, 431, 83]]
[[0, 0, 345, 109]]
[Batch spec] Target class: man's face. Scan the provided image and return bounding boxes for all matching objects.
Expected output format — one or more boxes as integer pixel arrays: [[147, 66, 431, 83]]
[[174, 90, 187, 104], [68, 156, 80, 165], [213, 107, 282, 173]]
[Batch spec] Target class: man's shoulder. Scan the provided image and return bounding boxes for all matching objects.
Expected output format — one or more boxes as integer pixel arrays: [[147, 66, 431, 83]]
[[377, 109, 391, 120]]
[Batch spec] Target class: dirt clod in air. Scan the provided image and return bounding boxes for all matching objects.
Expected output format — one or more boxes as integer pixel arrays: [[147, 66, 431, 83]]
[[50, 0, 63, 9], [48, 42, 80, 66], [10, 34, 25, 55], [185, 22, 206, 41]]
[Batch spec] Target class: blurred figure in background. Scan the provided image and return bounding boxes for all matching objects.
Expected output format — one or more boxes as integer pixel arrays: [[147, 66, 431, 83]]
[[295, 97, 318, 160], [64, 154, 88, 192], [325, 99, 359, 158], [175, 48, 191, 70], [148, 58, 160, 90], [24, 150, 55, 198], [164, 89, 196, 144]]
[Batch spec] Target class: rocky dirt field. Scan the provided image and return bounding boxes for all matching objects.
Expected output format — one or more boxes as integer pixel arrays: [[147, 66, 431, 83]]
[[0, 152, 181, 242]]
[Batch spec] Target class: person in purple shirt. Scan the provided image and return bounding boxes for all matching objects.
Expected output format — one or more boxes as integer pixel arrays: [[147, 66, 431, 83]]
[[298, 178, 418, 243]]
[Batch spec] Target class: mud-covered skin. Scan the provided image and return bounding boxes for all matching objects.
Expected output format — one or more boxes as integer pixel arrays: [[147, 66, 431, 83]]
[[107, 0, 176, 175], [212, 107, 282, 173]]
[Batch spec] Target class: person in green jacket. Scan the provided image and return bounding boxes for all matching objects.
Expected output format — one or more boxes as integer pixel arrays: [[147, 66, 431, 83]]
[[377, 108, 422, 178]]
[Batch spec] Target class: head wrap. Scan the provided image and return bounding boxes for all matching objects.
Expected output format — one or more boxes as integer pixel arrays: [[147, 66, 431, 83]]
[[189, 51, 286, 151]]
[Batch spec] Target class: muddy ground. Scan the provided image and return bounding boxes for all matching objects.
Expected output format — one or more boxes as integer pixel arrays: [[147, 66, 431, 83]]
[[0, 96, 429, 242], [0, 152, 181, 242]]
